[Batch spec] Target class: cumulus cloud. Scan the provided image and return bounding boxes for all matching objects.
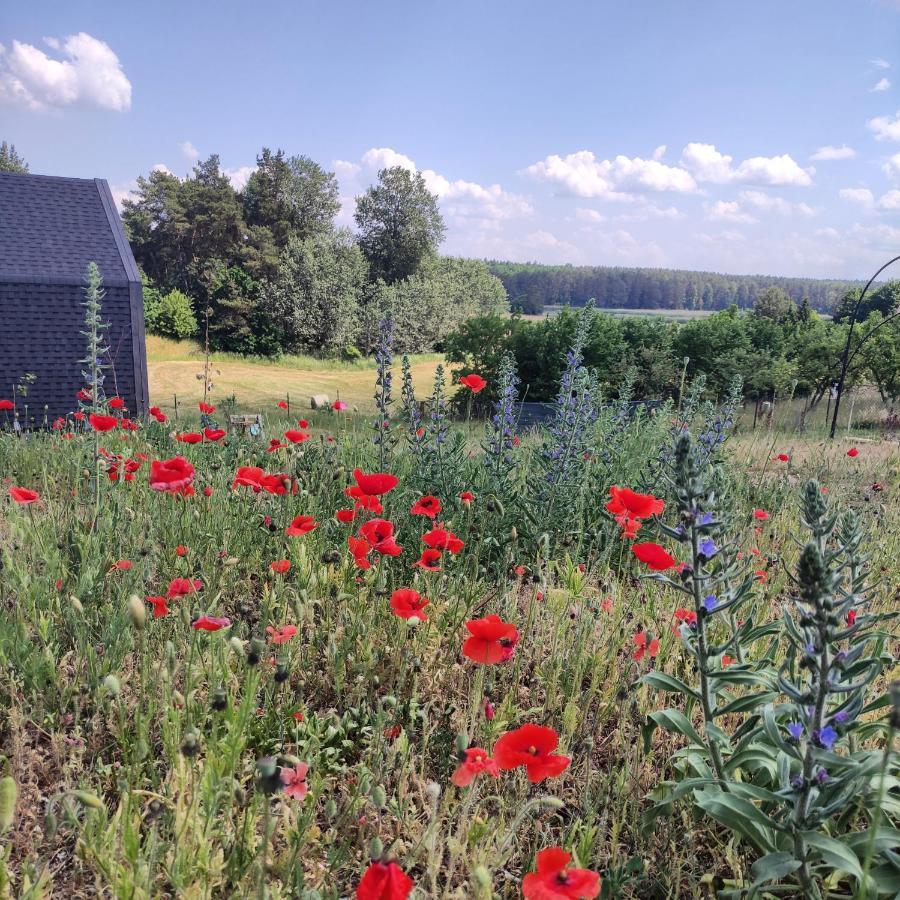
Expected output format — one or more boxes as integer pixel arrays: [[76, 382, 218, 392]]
[[878, 189, 900, 209], [872, 58, 891, 69], [152, 163, 173, 175], [652, 145, 666, 160], [524, 149, 697, 198], [180, 141, 199, 161], [867, 111, 900, 141], [0, 32, 131, 111], [839, 187, 875, 207], [333, 159, 361, 179], [680, 142, 813, 186], [575, 207, 606, 223], [361, 147, 416, 171], [810, 144, 856, 161], [738, 190, 816, 216], [872, 77, 891, 92], [223, 165, 255, 190], [705, 200, 757, 224], [883, 151, 900, 178]]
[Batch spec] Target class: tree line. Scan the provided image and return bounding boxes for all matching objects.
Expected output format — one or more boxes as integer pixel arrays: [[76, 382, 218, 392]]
[[121, 149, 506, 355], [444, 290, 900, 410], [488, 261, 860, 315]]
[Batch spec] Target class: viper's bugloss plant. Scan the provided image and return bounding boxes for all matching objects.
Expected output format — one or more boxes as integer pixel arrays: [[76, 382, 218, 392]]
[[399, 354, 424, 459], [482, 352, 519, 491], [372, 316, 396, 471]]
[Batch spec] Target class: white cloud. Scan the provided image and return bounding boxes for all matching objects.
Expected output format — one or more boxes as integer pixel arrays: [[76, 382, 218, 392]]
[[575, 207, 606, 223], [839, 187, 875, 207], [152, 163, 172, 175], [872, 58, 891, 69], [883, 151, 900, 178], [0, 32, 131, 111], [652, 144, 666, 160], [738, 190, 816, 216], [878, 189, 900, 209], [361, 147, 416, 171], [680, 142, 813, 186], [333, 159, 361, 179], [223, 165, 254, 190], [180, 141, 199, 161], [110, 180, 138, 211], [617, 203, 682, 221], [872, 77, 891, 92], [810, 144, 856, 161], [706, 200, 757, 224], [524, 149, 697, 197], [867, 110, 900, 141]]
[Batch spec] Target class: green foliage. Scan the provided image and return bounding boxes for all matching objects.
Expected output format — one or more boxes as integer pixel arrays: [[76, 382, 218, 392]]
[[145, 288, 198, 340], [833, 281, 900, 324], [355, 166, 445, 284], [0, 141, 28, 173], [753, 286, 797, 321], [207, 264, 280, 355]]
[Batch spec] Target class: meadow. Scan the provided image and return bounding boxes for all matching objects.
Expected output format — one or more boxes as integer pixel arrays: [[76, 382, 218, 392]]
[[0, 322, 897, 899]]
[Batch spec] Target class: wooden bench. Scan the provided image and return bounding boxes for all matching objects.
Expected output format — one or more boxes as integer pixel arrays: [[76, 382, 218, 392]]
[[228, 413, 263, 438]]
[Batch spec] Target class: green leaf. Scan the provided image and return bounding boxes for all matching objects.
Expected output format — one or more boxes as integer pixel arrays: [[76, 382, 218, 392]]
[[714, 690, 778, 717], [750, 851, 802, 887], [693, 788, 780, 853], [707, 670, 774, 687], [641, 671, 700, 700], [867, 863, 900, 895], [801, 830, 864, 881], [649, 709, 704, 746], [841, 827, 900, 856]]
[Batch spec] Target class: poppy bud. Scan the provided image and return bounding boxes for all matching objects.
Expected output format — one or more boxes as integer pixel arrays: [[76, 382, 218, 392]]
[[472, 866, 492, 894], [68, 595, 84, 614], [126, 594, 146, 629], [483, 698, 495, 720], [233, 784, 247, 805], [180, 728, 200, 758], [509, 526, 518, 543], [381, 695, 397, 709], [0, 776, 16, 833], [454, 733, 469, 756], [44, 808, 58, 839], [371, 785, 386, 809], [425, 781, 441, 802], [274, 663, 289, 684], [368, 836, 384, 860], [247, 637, 266, 666], [228, 636, 245, 657], [325, 798, 337, 819], [102, 674, 121, 698], [74, 790, 105, 810], [211, 687, 227, 711], [255, 756, 281, 795]]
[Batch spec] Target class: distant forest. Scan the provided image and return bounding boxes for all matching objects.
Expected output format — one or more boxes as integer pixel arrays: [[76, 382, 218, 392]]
[[487, 261, 860, 315]]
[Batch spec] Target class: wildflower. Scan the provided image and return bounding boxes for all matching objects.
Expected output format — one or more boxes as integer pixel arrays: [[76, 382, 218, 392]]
[[203, 486, 213, 497], [203, 427, 226, 442], [451, 747, 499, 787], [333, 399, 347, 411], [703, 594, 717, 612], [356, 860, 413, 900], [673, 608, 697, 628], [410, 495, 441, 518], [9, 486, 39, 505], [483, 697, 496, 720], [606, 486, 664, 520], [198, 401, 216, 414], [352, 469, 398, 496], [458, 373, 487, 393], [522, 847, 600, 899], [76, 387, 92, 402], [721, 655, 735, 667], [847, 447, 859, 458], [815, 725, 839, 750], [192, 615, 230, 632], [150, 457, 196, 493], [146, 595, 169, 618], [846, 609, 857, 626], [698, 537, 717, 559], [267, 438, 287, 452], [73, 410, 85, 421], [349, 536, 373, 569], [336, 508, 356, 524], [494, 723, 570, 783], [462, 614, 519, 664], [266, 624, 298, 645], [232, 466, 266, 491], [285, 515, 318, 536], [270, 559, 291, 574], [413, 548, 442, 570], [176, 431, 203, 444], [280, 762, 308, 800], [753, 509, 769, 520], [772, 453, 790, 462], [786, 722, 804, 741], [175, 545, 187, 557], [631, 542, 676, 571], [277, 400, 288, 410], [284, 429, 310, 443], [633, 631, 660, 661], [421, 526, 464, 553], [459, 490, 474, 504], [108, 396, 125, 410], [149, 406, 167, 423], [0, 399, 13, 410], [167, 577, 202, 599], [111, 560, 133, 571], [297, 419, 309, 428], [360, 519, 403, 556], [390, 588, 429, 621], [89, 413, 118, 432]]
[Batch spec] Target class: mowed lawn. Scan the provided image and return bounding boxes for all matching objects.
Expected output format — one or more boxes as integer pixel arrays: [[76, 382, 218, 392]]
[[146, 336, 447, 413]]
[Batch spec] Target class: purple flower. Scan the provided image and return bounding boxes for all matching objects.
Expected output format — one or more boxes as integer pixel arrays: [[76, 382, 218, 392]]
[[703, 595, 717, 613], [832, 710, 848, 725], [815, 768, 829, 784], [815, 725, 838, 750], [697, 512, 714, 526], [698, 538, 717, 558], [786, 722, 804, 740]]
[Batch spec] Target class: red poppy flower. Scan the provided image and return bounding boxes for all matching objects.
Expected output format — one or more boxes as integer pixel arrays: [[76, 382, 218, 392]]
[[459, 491, 474, 505], [633, 630, 660, 661], [522, 847, 600, 899], [111, 559, 132, 571], [753, 509, 769, 520], [281, 762, 308, 800], [146, 595, 169, 618], [149, 406, 167, 423], [232, 466, 266, 491], [390, 588, 429, 621], [76, 387, 92, 401], [721, 655, 735, 667], [198, 401, 216, 414], [353, 494, 383, 514], [353, 469, 398, 496], [204, 427, 226, 442], [336, 508, 356, 524], [606, 486, 664, 520], [277, 400, 289, 410], [297, 419, 309, 428], [284, 430, 310, 444], [421, 526, 464, 553], [458, 373, 487, 393], [333, 399, 347, 411], [348, 535, 373, 569], [176, 432, 203, 444], [0, 399, 13, 411], [413, 548, 442, 570], [267, 624, 298, 644], [270, 559, 291, 574], [463, 614, 519, 664], [167, 577, 202, 599], [673, 608, 697, 627], [175, 545, 188, 556], [356, 860, 413, 900], [846, 609, 857, 626], [108, 396, 125, 410], [285, 515, 318, 537], [847, 447, 859, 458], [410, 495, 441, 518], [493, 723, 570, 783], [451, 747, 499, 787], [192, 615, 230, 632], [150, 456, 195, 494], [772, 453, 790, 462], [9, 486, 39, 505], [89, 413, 118, 432], [261, 473, 297, 495], [631, 542, 676, 571]]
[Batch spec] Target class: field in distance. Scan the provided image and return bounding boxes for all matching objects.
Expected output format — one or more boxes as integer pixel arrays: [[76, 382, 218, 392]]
[[520, 305, 719, 322]]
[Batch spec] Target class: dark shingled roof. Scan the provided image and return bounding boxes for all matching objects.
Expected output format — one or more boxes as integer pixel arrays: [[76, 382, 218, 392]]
[[0, 172, 138, 285]]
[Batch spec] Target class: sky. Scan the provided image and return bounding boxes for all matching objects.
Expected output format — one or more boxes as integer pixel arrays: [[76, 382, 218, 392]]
[[2, 0, 900, 279]]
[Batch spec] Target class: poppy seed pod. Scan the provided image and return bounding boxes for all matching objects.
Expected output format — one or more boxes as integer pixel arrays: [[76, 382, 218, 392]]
[[368, 836, 384, 860], [274, 662, 289, 683], [180, 727, 200, 758], [247, 637, 266, 666], [370, 785, 386, 809], [255, 756, 281, 795], [211, 687, 227, 711]]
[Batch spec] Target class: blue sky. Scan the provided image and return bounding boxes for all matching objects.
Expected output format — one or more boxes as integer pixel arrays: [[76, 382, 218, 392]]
[[2, 0, 900, 278]]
